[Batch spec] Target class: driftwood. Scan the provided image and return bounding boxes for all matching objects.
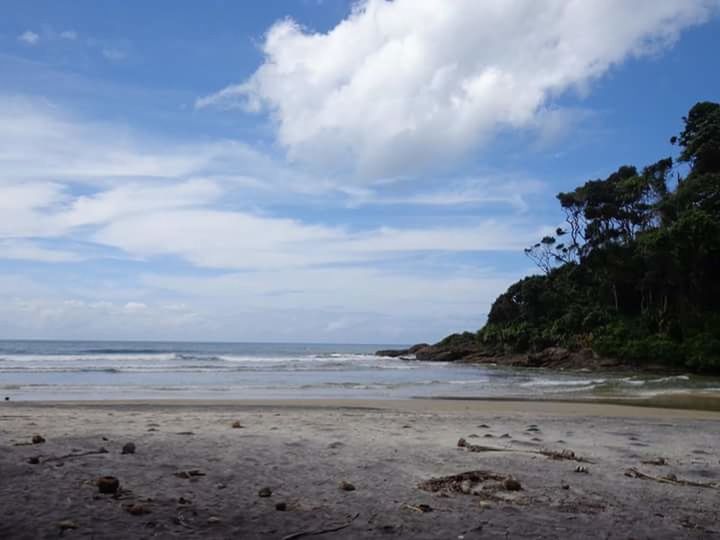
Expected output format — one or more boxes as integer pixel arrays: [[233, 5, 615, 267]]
[[281, 513, 360, 540], [457, 438, 593, 463], [624, 468, 719, 489], [44, 448, 109, 463]]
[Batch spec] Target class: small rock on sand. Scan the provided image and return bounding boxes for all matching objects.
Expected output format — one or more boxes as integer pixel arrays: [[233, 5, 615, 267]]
[[57, 520, 78, 531], [457, 438, 467, 448], [339, 480, 356, 491], [121, 442, 136, 455], [275, 502, 287, 511], [231, 421, 243, 429], [31, 435, 45, 444], [27, 456, 40, 465], [208, 516, 221, 524], [258, 487, 272, 497], [96, 476, 120, 494], [124, 504, 149, 516], [503, 478, 522, 491]]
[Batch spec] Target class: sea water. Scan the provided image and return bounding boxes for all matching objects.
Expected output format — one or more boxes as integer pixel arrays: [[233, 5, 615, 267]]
[[1, 340, 718, 401]]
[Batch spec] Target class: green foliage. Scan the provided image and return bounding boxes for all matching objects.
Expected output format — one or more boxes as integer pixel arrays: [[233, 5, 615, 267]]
[[468, 102, 720, 372]]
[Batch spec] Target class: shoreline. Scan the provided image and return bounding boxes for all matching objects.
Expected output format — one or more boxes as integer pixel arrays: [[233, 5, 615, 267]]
[[5, 395, 720, 418]]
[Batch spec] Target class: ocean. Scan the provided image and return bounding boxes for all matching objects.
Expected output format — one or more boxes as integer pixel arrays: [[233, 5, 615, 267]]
[[1, 340, 718, 401]]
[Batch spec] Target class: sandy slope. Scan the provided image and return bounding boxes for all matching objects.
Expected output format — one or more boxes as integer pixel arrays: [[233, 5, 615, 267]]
[[1, 399, 719, 539]]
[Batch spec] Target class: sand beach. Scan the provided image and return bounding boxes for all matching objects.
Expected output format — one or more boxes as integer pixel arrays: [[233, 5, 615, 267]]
[[1, 399, 719, 539]]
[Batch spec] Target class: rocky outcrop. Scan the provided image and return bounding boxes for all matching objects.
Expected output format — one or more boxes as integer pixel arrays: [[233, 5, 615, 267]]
[[377, 343, 625, 371], [375, 343, 429, 358]]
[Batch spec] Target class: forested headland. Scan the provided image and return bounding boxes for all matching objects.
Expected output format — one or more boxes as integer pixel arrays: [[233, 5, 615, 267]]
[[383, 102, 720, 372]]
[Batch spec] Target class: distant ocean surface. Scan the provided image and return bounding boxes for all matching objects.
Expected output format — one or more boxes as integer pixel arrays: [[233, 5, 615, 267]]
[[1, 340, 719, 401]]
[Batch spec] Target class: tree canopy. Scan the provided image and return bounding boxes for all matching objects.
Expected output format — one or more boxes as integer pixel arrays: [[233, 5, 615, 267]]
[[471, 102, 720, 371]]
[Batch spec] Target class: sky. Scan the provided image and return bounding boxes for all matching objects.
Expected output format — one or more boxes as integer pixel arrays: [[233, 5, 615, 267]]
[[1, 0, 719, 344]]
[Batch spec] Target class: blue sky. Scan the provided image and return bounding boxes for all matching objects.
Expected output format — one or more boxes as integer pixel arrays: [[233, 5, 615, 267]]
[[1, 0, 719, 343]]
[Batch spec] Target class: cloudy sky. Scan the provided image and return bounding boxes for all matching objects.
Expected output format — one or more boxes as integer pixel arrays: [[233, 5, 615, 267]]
[[1, 0, 719, 343]]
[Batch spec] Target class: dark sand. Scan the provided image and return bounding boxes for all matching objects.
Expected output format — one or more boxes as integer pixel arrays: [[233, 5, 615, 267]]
[[1, 399, 719, 539]]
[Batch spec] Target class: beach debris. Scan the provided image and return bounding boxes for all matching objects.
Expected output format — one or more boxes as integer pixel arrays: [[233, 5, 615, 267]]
[[31, 434, 45, 444], [121, 442, 136, 455], [574, 466, 589, 474], [402, 503, 433, 513], [231, 421, 243, 428], [641, 457, 667, 466], [419, 470, 519, 497], [624, 468, 719, 489], [57, 520, 79, 531], [124, 503, 150, 516], [280, 513, 359, 540], [339, 480, 356, 491], [503, 478, 523, 491], [258, 486, 273, 497], [275, 502, 288, 511], [540, 448, 593, 463], [96, 476, 120, 494], [44, 447, 108, 463], [174, 469, 206, 479], [27, 456, 40, 465]]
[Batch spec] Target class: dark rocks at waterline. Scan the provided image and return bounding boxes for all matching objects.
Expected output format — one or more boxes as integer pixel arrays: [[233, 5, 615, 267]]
[[376, 342, 626, 371], [375, 344, 429, 358]]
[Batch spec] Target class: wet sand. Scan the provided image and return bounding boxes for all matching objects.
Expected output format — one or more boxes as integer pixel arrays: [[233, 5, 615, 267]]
[[1, 399, 719, 538]]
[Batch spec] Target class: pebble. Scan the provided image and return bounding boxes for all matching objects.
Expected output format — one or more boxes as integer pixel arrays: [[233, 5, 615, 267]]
[[57, 520, 79, 530], [503, 478, 522, 491], [96, 476, 120, 494], [258, 487, 272, 497], [275, 502, 287, 511], [121, 442, 136, 455], [27, 456, 40, 465], [339, 480, 356, 491], [124, 504, 149, 516], [208, 517, 221, 524], [231, 421, 243, 429], [31, 435, 45, 444]]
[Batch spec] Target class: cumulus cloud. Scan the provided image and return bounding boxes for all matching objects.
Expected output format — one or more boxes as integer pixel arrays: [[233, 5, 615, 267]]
[[18, 30, 40, 45], [198, 0, 718, 175]]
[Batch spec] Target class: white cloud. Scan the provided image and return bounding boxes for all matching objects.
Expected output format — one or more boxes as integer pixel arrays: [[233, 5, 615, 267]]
[[60, 30, 78, 40], [18, 31, 40, 45], [0, 240, 82, 263], [198, 0, 718, 175]]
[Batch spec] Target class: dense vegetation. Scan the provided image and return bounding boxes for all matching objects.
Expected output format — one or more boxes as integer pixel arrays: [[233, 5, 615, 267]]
[[446, 102, 720, 371]]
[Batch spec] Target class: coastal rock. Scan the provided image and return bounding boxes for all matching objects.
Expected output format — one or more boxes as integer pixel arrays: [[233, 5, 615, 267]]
[[503, 478, 522, 491], [375, 343, 429, 358]]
